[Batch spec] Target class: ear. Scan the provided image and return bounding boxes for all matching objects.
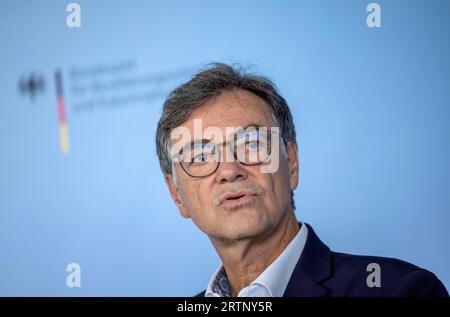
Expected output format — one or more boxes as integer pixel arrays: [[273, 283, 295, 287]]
[[286, 141, 299, 191], [164, 173, 190, 219]]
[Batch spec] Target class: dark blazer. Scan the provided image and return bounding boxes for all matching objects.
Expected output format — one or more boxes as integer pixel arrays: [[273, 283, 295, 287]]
[[196, 223, 448, 297]]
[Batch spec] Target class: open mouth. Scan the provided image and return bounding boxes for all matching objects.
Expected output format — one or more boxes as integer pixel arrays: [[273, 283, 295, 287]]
[[220, 191, 256, 208], [226, 193, 246, 200]]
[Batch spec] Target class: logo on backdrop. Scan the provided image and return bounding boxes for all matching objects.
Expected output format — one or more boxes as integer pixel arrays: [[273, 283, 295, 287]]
[[17, 60, 194, 155], [18, 73, 45, 102]]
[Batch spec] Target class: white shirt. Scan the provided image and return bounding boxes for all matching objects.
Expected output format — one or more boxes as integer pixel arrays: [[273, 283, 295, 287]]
[[205, 222, 309, 297]]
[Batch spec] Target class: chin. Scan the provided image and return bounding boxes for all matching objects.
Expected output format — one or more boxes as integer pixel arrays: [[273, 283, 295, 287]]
[[216, 209, 272, 241]]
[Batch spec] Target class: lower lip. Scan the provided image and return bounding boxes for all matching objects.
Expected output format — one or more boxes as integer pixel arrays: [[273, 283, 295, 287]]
[[221, 194, 256, 208]]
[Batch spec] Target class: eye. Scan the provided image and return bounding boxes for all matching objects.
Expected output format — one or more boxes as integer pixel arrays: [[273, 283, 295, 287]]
[[191, 153, 210, 164], [246, 140, 260, 150]]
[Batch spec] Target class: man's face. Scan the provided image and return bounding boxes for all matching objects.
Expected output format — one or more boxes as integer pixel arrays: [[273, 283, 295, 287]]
[[165, 89, 299, 241]]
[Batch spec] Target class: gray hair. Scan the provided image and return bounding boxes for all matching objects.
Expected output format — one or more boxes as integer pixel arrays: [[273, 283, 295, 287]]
[[156, 62, 297, 208]]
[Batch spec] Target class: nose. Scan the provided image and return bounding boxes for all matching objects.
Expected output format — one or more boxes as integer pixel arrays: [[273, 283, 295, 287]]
[[215, 143, 248, 184], [215, 160, 248, 184]]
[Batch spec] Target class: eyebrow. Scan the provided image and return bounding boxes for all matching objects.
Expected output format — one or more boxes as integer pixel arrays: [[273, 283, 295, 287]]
[[181, 122, 268, 150]]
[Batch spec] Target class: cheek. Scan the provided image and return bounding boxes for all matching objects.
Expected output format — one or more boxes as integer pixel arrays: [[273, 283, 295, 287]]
[[264, 168, 292, 207], [179, 181, 208, 213]]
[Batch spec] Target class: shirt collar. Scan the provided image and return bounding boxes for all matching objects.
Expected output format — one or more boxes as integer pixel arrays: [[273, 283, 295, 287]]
[[205, 222, 309, 297]]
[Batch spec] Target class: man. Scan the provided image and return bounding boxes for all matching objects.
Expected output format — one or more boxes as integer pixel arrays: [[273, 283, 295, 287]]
[[156, 63, 448, 297]]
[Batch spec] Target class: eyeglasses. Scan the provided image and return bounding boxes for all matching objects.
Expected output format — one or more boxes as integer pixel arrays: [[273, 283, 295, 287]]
[[173, 129, 277, 178]]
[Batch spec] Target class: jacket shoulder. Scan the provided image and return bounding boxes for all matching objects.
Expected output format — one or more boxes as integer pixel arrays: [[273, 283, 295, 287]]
[[326, 252, 448, 296], [194, 290, 206, 297]]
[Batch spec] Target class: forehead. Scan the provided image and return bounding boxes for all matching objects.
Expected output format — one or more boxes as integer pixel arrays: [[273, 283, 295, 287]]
[[180, 89, 274, 134]]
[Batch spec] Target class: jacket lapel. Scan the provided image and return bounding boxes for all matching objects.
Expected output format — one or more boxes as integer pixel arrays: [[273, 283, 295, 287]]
[[283, 223, 333, 297]]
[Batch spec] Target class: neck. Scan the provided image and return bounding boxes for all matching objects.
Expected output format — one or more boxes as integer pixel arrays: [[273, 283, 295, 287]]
[[209, 212, 300, 296]]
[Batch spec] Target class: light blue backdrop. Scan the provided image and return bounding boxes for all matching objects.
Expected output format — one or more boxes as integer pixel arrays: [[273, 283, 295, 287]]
[[0, 0, 449, 296]]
